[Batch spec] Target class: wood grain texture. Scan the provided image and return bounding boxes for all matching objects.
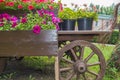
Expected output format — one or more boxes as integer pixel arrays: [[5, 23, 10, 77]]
[[0, 30, 58, 56]]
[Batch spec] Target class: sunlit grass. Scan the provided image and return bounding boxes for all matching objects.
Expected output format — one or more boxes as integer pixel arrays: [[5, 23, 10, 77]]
[[22, 43, 116, 79]]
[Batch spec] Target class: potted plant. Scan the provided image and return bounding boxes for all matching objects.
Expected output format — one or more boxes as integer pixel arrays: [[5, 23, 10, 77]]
[[0, 9, 60, 33], [76, 6, 98, 30], [58, 8, 77, 30], [0, 1, 61, 72]]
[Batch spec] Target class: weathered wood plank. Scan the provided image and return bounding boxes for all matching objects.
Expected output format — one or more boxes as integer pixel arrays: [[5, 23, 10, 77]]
[[0, 30, 58, 56]]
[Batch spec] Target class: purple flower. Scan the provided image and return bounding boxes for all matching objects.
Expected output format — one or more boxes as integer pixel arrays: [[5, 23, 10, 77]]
[[33, 25, 41, 34], [10, 16, 18, 23], [21, 17, 27, 23], [2, 13, 10, 20], [52, 17, 60, 24], [11, 22, 17, 28]]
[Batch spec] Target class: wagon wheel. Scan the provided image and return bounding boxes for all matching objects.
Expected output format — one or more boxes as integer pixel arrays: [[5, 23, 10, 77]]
[[0, 58, 7, 73], [58, 40, 106, 80]]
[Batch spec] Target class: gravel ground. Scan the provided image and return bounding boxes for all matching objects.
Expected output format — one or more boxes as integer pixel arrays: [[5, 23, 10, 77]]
[[0, 60, 55, 80]]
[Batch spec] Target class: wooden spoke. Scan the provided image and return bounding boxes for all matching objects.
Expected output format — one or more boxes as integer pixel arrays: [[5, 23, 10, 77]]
[[79, 46, 84, 60], [66, 71, 75, 80], [76, 73, 80, 80], [87, 70, 98, 77], [70, 49, 78, 61], [84, 52, 94, 62], [59, 40, 106, 80], [82, 73, 87, 80], [87, 62, 101, 67], [60, 67, 72, 72], [62, 57, 74, 64]]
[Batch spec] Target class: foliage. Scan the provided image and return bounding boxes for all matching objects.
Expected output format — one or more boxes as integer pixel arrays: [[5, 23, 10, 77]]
[[0, 0, 59, 11], [58, 8, 77, 19], [76, 7, 98, 21], [0, 72, 15, 80], [0, 9, 60, 34], [28, 75, 36, 80], [108, 30, 119, 44], [22, 56, 55, 69], [89, 3, 115, 15], [118, 15, 120, 23]]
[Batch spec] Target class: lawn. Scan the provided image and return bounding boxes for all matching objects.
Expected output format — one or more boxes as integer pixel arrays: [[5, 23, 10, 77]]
[[22, 43, 116, 80], [0, 43, 117, 80]]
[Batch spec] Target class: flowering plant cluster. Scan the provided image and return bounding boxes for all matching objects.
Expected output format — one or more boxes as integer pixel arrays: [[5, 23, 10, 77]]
[[0, 9, 60, 34], [0, 0, 59, 10]]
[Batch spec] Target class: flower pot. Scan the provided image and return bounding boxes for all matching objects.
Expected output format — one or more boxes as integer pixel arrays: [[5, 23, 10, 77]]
[[77, 18, 93, 30], [60, 19, 76, 30]]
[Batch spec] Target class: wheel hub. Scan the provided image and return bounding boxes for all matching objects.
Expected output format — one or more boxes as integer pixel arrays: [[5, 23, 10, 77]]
[[74, 60, 87, 73]]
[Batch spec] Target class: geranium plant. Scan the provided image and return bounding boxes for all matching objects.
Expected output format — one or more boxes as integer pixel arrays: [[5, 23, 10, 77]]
[[0, 0, 59, 10], [0, 9, 60, 34]]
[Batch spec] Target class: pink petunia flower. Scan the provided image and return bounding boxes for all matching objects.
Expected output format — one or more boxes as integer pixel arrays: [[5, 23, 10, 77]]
[[21, 17, 27, 23], [2, 13, 10, 20], [11, 22, 17, 28], [55, 24, 59, 30], [10, 16, 18, 23], [33, 25, 41, 34], [0, 22, 4, 27], [0, 19, 4, 26], [52, 17, 60, 24]]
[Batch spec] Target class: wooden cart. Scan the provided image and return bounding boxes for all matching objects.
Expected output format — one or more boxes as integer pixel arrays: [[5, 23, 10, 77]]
[[57, 3, 120, 80], [0, 3, 120, 80]]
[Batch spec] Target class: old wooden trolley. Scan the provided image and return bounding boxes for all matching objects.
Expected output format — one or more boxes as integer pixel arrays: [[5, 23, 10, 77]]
[[0, 3, 120, 80]]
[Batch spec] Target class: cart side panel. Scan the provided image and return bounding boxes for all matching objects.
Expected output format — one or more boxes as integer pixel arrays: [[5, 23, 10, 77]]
[[0, 30, 58, 56]]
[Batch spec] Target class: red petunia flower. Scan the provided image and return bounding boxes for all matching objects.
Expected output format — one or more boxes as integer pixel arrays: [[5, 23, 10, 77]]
[[6, 2, 14, 7], [28, 5, 34, 10], [0, 0, 4, 3], [22, 0, 31, 3], [48, 5, 54, 10], [35, 0, 48, 3], [18, 5, 23, 9]]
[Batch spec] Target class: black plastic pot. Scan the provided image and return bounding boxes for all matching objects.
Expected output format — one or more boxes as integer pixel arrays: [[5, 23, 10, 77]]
[[77, 18, 93, 30], [58, 22, 63, 30], [59, 19, 76, 30]]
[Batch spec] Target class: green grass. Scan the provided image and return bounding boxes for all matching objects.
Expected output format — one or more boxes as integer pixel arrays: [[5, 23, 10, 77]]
[[95, 43, 115, 61], [22, 43, 117, 79]]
